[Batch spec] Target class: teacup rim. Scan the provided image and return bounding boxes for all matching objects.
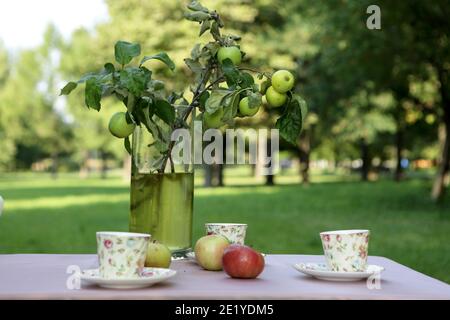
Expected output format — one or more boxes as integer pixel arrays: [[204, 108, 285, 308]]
[[96, 231, 151, 238], [205, 223, 248, 227], [320, 229, 369, 236]]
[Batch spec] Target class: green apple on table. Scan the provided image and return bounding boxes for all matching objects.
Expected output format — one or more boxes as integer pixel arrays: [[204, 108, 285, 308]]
[[194, 235, 230, 271], [145, 240, 172, 268]]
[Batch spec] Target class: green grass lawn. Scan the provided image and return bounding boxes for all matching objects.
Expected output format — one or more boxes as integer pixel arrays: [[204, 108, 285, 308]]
[[0, 170, 449, 283]]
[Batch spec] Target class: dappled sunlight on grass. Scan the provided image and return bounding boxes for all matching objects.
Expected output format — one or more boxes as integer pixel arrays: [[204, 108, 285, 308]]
[[4, 193, 129, 211], [0, 171, 449, 283]]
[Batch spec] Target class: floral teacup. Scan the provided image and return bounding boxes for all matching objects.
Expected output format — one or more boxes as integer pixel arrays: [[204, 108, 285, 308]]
[[320, 229, 370, 272], [205, 223, 247, 245], [96, 231, 150, 279]]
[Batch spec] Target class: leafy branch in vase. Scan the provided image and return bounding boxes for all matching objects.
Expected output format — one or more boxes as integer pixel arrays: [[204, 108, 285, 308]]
[[60, 1, 307, 174]]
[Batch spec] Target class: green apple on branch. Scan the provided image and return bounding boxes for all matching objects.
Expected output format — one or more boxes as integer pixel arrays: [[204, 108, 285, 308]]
[[108, 112, 136, 138], [60, 0, 308, 171], [217, 46, 242, 65]]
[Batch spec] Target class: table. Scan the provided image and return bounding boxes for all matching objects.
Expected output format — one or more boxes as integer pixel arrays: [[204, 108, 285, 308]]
[[0, 254, 449, 299]]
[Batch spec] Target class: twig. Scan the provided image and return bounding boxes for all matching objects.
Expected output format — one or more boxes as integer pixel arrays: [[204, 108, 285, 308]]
[[238, 67, 271, 78], [158, 64, 214, 173]]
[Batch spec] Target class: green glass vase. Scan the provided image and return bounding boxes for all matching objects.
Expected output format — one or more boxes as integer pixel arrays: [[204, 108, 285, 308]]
[[129, 107, 194, 259]]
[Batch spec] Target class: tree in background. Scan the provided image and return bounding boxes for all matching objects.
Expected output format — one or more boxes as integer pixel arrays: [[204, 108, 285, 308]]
[[59, 0, 304, 185], [302, 0, 449, 197], [60, 29, 124, 178], [0, 26, 73, 174], [0, 43, 15, 169]]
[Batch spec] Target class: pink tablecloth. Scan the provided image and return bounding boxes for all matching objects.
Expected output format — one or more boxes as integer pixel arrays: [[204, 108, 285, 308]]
[[0, 254, 449, 299]]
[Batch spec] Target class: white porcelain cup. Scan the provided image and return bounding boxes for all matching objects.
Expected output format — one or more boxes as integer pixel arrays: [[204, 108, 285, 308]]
[[320, 229, 370, 272], [205, 223, 247, 245], [0, 196, 3, 217], [96, 231, 150, 279]]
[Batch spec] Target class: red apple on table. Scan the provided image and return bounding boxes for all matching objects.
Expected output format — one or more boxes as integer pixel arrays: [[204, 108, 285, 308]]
[[222, 244, 265, 279]]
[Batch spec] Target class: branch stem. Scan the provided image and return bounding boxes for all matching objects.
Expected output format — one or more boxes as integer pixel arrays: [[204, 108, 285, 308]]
[[158, 64, 214, 173]]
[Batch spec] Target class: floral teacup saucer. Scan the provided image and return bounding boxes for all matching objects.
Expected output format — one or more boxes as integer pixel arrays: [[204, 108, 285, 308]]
[[293, 263, 384, 282], [81, 267, 176, 289]]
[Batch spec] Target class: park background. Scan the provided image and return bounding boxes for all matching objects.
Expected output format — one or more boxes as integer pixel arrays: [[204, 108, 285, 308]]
[[0, 0, 449, 283]]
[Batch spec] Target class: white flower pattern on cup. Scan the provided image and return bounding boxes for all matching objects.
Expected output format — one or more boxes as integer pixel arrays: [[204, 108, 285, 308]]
[[320, 231, 370, 272], [205, 224, 247, 245], [97, 233, 149, 279]]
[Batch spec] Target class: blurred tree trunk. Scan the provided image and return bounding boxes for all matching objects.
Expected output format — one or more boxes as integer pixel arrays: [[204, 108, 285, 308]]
[[203, 164, 222, 187], [203, 164, 213, 187], [265, 139, 275, 186], [217, 164, 224, 186], [51, 152, 58, 179], [298, 130, 310, 185], [394, 110, 405, 182], [217, 133, 225, 187], [100, 150, 108, 179], [79, 151, 89, 179], [360, 139, 370, 181], [431, 66, 450, 201], [122, 154, 131, 182], [265, 172, 274, 185]]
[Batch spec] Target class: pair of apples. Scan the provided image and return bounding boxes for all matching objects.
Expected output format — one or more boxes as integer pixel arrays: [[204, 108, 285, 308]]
[[194, 234, 265, 279], [144, 236, 265, 279]]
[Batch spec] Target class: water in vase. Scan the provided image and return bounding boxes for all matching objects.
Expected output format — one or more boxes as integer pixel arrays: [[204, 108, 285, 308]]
[[129, 172, 194, 256]]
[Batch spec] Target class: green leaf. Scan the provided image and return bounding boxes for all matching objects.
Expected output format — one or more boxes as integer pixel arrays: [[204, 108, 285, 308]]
[[167, 92, 184, 104], [187, 1, 209, 12], [205, 89, 231, 114], [148, 79, 165, 91], [184, 11, 211, 22], [203, 42, 220, 57], [60, 82, 77, 95], [248, 92, 262, 108], [154, 140, 169, 153], [221, 59, 240, 86], [259, 79, 271, 94], [77, 72, 98, 84], [124, 136, 132, 155], [84, 78, 102, 111], [275, 94, 307, 145], [199, 20, 211, 36], [140, 52, 175, 71], [114, 41, 141, 65], [127, 94, 136, 113], [104, 63, 115, 74], [184, 58, 203, 75], [102, 84, 115, 97], [210, 21, 221, 42], [222, 91, 241, 122], [198, 91, 210, 109], [154, 100, 175, 125], [239, 72, 255, 88], [190, 44, 202, 60], [119, 67, 151, 96], [296, 95, 308, 125]]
